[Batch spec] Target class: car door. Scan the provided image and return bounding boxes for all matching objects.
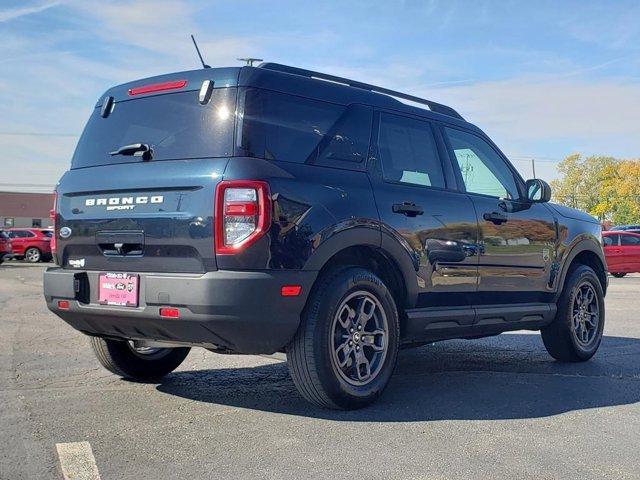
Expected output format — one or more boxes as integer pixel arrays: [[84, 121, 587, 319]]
[[369, 111, 480, 312], [620, 234, 640, 271], [603, 234, 622, 272], [441, 126, 558, 305], [8, 231, 26, 255]]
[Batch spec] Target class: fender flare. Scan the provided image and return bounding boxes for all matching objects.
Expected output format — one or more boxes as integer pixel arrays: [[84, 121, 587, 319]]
[[553, 237, 607, 301], [303, 224, 420, 308]]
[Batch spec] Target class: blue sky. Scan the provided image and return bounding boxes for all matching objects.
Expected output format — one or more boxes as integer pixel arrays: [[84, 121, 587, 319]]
[[1, 0, 639, 191]]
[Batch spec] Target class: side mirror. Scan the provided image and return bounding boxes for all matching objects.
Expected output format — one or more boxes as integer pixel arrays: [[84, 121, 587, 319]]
[[525, 178, 551, 203]]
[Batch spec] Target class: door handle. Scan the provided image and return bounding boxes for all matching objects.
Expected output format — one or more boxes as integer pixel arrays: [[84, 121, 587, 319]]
[[483, 211, 508, 224], [392, 202, 424, 217]]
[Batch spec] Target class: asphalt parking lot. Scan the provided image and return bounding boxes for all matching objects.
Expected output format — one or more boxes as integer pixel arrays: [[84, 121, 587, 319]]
[[1, 263, 639, 479]]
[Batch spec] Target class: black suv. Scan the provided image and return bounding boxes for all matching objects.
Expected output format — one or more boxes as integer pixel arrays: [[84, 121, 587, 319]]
[[44, 63, 607, 409]]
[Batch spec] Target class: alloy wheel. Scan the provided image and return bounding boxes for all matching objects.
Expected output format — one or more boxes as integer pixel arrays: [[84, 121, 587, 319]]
[[572, 281, 600, 347], [330, 290, 389, 386]]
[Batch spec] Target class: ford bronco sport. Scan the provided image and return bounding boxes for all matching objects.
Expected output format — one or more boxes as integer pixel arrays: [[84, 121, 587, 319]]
[[44, 63, 607, 409]]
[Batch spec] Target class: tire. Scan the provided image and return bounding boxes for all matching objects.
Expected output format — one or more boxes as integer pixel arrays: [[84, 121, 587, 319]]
[[24, 247, 41, 263], [287, 267, 400, 410], [542, 264, 605, 362], [611, 272, 626, 278], [90, 337, 190, 381]]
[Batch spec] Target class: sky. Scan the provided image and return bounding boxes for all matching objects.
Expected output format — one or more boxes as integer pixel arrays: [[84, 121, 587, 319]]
[[1, 0, 639, 192]]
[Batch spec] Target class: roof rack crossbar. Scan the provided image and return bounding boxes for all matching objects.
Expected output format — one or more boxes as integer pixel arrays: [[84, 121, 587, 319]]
[[257, 62, 464, 121]]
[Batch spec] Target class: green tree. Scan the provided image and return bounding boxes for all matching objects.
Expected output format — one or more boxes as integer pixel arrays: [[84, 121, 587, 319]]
[[550, 154, 616, 217]]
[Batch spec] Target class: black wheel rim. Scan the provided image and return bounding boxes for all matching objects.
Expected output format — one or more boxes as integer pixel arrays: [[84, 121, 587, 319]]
[[330, 290, 389, 386], [572, 281, 600, 347]]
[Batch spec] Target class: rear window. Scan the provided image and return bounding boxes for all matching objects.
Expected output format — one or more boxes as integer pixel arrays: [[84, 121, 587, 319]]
[[236, 88, 372, 165], [40, 230, 53, 238], [71, 88, 237, 168]]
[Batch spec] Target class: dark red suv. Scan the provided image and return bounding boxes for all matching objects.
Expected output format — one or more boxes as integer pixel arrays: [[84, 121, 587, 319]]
[[0, 230, 12, 264], [7, 228, 52, 263]]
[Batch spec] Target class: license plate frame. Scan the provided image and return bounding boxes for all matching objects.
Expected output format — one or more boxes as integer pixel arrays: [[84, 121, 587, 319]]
[[98, 272, 139, 307]]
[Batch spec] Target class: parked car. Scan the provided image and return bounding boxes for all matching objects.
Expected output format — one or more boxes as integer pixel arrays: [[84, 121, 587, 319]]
[[7, 228, 52, 263], [0, 230, 12, 264], [610, 225, 640, 233], [603, 231, 640, 277], [44, 63, 607, 409]]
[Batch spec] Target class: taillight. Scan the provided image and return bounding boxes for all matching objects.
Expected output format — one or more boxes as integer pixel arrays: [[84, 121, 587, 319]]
[[215, 180, 271, 254], [50, 191, 57, 256]]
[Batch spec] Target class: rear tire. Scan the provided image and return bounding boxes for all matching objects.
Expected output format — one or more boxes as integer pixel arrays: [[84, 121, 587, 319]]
[[287, 267, 400, 410], [611, 272, 626, 278], [24, 247, 41, 263], [542, 265, 605, 362], [90, 337, 190, 381]]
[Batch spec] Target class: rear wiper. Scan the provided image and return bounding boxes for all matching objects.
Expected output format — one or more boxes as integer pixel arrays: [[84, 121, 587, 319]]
[[109, 143, 153, 160]]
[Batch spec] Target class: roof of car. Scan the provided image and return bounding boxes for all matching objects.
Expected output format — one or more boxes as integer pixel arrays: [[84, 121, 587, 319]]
[[604, 230, 640, 236], [99, 64, 476, 130]]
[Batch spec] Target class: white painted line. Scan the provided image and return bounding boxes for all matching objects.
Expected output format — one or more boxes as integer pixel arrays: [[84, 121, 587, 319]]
[[56, 441, 101, 480]]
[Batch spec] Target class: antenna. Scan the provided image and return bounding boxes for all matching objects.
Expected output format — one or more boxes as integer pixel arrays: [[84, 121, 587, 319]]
[[237, 57, 263, 67], [190, 34, 210, 69]]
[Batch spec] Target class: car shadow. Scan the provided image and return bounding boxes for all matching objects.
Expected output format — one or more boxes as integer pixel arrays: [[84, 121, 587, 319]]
[[156, 334, 640, 421]]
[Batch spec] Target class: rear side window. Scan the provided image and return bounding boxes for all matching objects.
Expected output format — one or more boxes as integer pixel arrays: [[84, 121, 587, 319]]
[[621, 235, 640, 246], [377, 113, 445, 188], [236, 88, 371, 165], [72, 88, 236, 168]]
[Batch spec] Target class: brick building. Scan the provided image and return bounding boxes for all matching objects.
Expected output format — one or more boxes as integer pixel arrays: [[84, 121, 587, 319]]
[[0, 192, 55, 228]]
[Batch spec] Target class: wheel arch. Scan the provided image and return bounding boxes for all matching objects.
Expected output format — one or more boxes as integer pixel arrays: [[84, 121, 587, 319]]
[[555, 239, 607, 301], [303, 226, 419, 310]]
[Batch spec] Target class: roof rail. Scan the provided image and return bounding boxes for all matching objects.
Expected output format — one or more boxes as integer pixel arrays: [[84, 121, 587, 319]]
[[257, 62, 464, 121]]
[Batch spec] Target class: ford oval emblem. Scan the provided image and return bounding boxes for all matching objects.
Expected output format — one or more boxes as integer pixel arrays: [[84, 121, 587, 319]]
[[59, 227, 72, 239]]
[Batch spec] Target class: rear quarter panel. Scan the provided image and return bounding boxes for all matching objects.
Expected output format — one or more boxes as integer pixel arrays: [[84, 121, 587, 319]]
[[218, 157, 381, 270]]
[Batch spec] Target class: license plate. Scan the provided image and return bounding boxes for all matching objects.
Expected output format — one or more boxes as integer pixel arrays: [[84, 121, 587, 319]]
[[98, 272, 139, 307]]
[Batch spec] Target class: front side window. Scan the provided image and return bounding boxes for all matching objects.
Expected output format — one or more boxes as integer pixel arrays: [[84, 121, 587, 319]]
[[603, 235, 618, 246], [377, 113, 445, 188], [444, 127, 520, 199], [236, 88, 371, 165]]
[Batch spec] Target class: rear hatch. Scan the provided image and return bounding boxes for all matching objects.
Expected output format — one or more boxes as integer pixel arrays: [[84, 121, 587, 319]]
[[55, 68, 241, 273]]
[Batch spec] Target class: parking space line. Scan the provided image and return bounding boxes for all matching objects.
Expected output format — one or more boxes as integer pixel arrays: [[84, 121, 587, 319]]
[[55, 441, 101, 480]]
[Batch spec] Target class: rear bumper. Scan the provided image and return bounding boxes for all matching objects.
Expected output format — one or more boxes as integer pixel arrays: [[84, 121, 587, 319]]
[[43, 267, 317, 354]]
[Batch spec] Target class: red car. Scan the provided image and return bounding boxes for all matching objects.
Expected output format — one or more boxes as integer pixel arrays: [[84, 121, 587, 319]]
[[6, 228, 52, 263], [0, 230, 12, 264], [603, 231, 640, 277]]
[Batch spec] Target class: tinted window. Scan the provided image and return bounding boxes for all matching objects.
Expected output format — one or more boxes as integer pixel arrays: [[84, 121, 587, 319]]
[[445, 128, 519, 199], [72, 88, 236, 168], [603, 235, 618, 246], [621, 235, 640, 246], [377, 113, 445, 187], [40, 230, 53, 237], [237, 88, 371, 165]]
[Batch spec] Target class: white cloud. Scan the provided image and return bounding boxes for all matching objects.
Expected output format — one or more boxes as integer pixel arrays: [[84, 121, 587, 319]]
[[0, 0, 65, 22]]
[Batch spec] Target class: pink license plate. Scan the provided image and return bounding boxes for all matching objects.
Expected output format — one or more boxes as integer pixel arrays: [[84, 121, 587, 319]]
[[98, 273, 139, 307]]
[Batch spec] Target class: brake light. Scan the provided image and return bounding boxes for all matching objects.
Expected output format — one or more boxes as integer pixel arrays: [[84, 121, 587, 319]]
[[50, 192, 57, 255], [215, 180, 271, 254], [57, 300, 70, 310], [128, 80, 187, 96]]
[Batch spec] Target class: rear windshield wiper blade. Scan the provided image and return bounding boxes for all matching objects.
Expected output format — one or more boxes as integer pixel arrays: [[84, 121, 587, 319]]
[[109, 143, 153, 160]]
